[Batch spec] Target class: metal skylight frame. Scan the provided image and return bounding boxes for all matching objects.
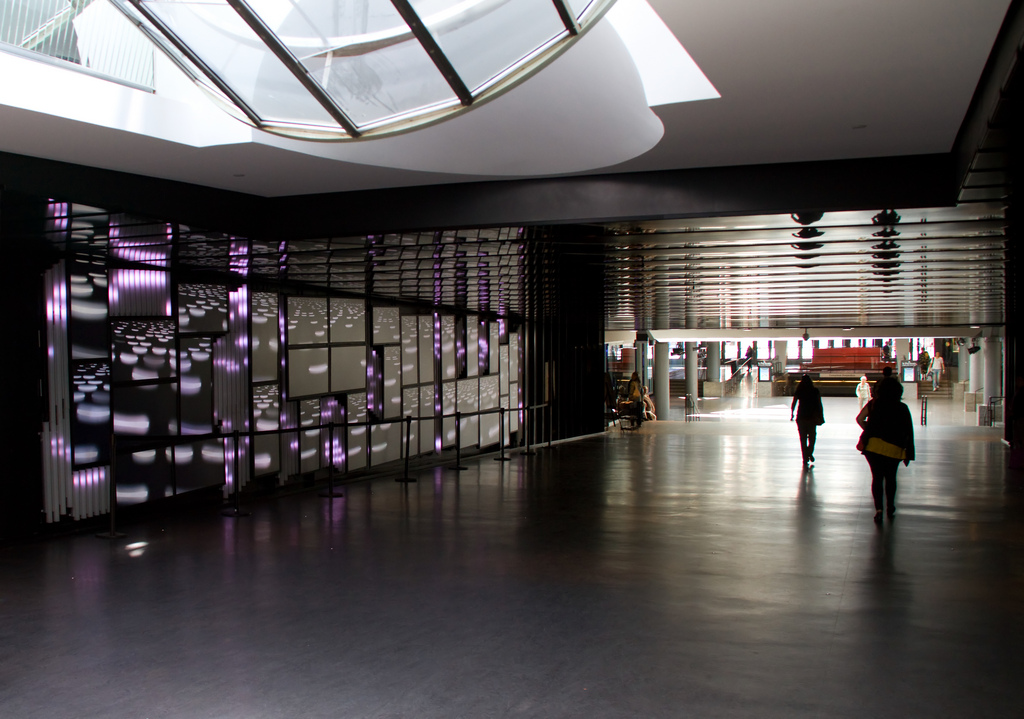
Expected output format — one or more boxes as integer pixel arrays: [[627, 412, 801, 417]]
[[107, 0, 619, 140]]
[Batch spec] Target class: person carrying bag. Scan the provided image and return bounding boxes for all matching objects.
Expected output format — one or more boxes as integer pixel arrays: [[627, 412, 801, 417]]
[[856, 376, 915, 521]]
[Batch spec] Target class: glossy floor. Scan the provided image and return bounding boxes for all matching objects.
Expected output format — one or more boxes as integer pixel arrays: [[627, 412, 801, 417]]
[[1, 398, 1021, 718]]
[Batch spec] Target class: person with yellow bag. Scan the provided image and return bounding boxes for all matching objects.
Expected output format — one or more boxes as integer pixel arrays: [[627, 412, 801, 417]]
[[856, 376, 915, 522]]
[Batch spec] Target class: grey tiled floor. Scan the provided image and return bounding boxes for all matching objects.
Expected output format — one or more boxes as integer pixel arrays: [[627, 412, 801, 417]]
[[1, 404, 1021, 718]]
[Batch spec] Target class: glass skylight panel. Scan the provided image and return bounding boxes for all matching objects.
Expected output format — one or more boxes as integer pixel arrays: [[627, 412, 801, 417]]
[[408, 0, 565, 93], [141, 0, 338, 127], [245, 0, 456, 128]]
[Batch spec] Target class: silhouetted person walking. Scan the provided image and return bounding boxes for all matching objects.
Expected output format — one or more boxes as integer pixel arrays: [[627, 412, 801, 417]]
[[791, 375, 824, 466], [856, 376, 915, 521]]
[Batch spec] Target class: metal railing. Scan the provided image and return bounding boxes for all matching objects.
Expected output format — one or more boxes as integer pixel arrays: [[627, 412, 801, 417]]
[[97, 401, 551, 537], [722, 357, 753, 396]]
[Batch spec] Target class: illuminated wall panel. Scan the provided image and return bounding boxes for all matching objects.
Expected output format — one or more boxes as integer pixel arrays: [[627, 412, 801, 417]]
[[330, 346, 367, 392], [418, 315, 434, 384], [510, 332, 519, 380], [71, 361, 110, 466], [371, 422, 401, 465], [489, 323, 500, 375], [419, 385, 435, 454], [253, 384, 280, 476], [112, 320, 176, 382], [69, 262, 108, 359], [180, 338, 214, 434], [251, 292, 280, 383], [299, 398, 321, 474], [500, 345, 510, 396], [401, 316, 418, 384], [287, 296, 328, 344], [442, 380, 457, 448], [403, 387, 419, 456], [457, 378, 479, 449], [466, 321, 479, 377], [480, 375, 500, 447], [509, 381, 519, 432], [177, 283, 228, 333], [42, 261, 72, 523], [441, 315, 456, 380], [373, 307, 401, 344], [108, 269, 171, 316], [174, 440, 226, 494], [288, 348, 329, 397], [347, 392, 367, 471], [383, 346, 401, 418], [117, 446, 173, 505], [113, 383, 178, 436], [330, 298, 365, 343]]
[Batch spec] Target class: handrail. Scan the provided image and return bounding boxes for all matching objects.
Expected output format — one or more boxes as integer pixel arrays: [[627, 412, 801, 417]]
[[722, 357, 753, 396]]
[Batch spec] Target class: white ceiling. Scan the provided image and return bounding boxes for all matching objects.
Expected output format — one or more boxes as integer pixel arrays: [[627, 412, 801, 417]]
[[0, 0, 1013, 197]]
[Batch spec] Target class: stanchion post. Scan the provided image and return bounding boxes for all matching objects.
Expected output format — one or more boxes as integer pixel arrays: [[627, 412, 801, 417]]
[[547, 404, 553, 449], [222, 429, 251, 517], [495, 407, 510, 462], [520, 406, 536, 456], [320, 421, 343, 498], [96, 433, 126, 539], [397, 415, 417, 482], [921, 396, 927, 426], [450, 410, 468, 471]]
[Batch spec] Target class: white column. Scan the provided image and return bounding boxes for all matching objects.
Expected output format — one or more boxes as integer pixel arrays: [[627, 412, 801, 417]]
[[655, 342, 669, 415], [707, 341, 721, 383], [958, 346, 969, 384], [895, 338, 910, 366], [983, 336, 1003, 404], [685, 341, 698, 406], [970, 345, 984, 393], [774, 340, 788, 374]]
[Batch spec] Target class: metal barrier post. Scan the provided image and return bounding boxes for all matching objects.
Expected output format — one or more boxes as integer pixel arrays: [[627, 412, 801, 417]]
[[920, 396, 927, 426], [520, 406, 536, 456], [450, 411, 467, 471], [96, 434, 126, 539], [495, 407, 511, 462], [222, 429, 251, 518], [320, 421, 344, 498], [547, 404, 553, 449], [397, 416, 416, 482]]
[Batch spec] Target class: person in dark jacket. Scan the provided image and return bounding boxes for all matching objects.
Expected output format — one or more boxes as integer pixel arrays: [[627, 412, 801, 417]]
[[856, 376, 915, 521], [790, 375, 824, 466]]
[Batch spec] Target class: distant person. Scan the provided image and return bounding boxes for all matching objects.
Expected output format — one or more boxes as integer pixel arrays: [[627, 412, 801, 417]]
[[928, 353, 945, 391], [882, 342, 892, 361], [856, 375, 871, 410], [918, 349, 931, 375], [872, 365, 893, 398], [642, 386, 657, 421], [856, 376, 915, 521], [791, 375, 825, 466], [626, 371, 643, 425]]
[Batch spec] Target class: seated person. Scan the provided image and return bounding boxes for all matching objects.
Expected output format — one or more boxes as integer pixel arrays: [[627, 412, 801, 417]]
[[642, 386, 657, 421]]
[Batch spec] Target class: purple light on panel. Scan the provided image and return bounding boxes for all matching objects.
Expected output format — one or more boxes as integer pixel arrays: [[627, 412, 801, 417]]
[[478, 320, 488, 375], [47, 200, 69, 232], [109, 269, 170, 316], [434, 312, 442, 453], [367, 348, 376, 414], [232, 286, 250, 360], [229, 240, 250, 277], [278, 296, 287, 399]]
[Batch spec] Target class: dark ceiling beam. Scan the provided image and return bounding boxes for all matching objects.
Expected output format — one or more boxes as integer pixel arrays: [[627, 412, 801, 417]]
[[0, 151, 956, 240], [951, 0, 1024, 188], [268, 153, 957, 238]]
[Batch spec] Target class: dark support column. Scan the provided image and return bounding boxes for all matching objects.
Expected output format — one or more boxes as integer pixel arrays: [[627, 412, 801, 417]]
[[0, 190, 52, 539]]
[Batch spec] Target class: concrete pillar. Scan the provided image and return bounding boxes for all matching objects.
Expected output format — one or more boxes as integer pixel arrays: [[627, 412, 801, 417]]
[[983, 337, 1002, 404], [959, 346, 969, 384], [655, 342, 669, 416], [895, 338, 910, 365], [685, 341, 698, 406], [774, 340, 788, 374], [970, 345, 984, 394], [634, 338, 645, 377], [707, 341, 721, 383]]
